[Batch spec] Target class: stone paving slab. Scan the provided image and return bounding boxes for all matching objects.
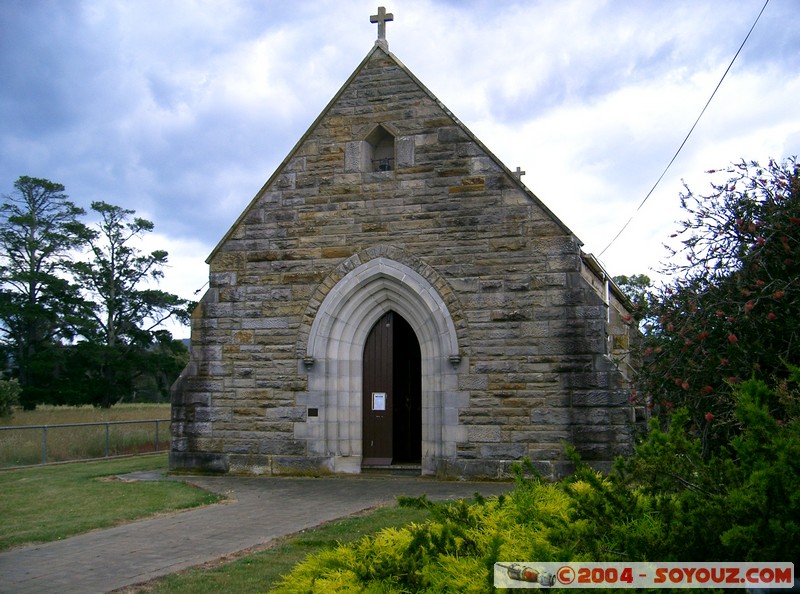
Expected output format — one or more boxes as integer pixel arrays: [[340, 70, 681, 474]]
[[0, 474, 512, 594]]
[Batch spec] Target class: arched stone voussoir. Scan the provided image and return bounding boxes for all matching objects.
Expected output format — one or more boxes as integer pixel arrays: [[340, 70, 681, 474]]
[[296, 244, 466, 359]]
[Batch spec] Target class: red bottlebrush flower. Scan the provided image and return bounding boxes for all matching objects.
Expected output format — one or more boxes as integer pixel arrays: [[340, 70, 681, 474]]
[[727, 333, 738, 344], [704, 412, 715, 422], [681, 381, 690, 391], [745, 300, 755, 312], [790, 217, 800, 225], [702, 385, 714, 394], [622, 314, 632, 323], [720, 357, 729, 366], [727, 316, 736, 323], [715, 310, 725, 317], [697, 331, 710, 341], [756, 279, 766, 287], [629, 395, 638, 403], [646, 401, 655, 410], [667, 322, 674, 332], [773, 290, 786, 300], [664, 401, 674, 410], [728, 376, 739, 384], [644, 346, 654, 356], [756, 236, 766, 246], [630, 389, 638, 397], [767, 312, 778, 321], [736, 218, 744, 227]]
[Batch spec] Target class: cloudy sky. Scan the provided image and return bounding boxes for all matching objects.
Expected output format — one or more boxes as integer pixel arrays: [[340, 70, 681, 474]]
[[2, 0, 799, 337]]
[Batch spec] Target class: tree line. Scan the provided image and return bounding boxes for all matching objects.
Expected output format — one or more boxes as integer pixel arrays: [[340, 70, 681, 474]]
[[0, 176, 193, 409]]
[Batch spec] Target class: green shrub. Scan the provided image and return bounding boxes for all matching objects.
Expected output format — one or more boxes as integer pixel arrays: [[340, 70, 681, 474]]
[[0, 378, 21, 418], [612, 371, 800, 562]]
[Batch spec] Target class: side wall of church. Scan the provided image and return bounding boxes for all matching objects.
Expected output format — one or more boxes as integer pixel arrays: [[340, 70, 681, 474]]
[[170, 49, 635, 478]]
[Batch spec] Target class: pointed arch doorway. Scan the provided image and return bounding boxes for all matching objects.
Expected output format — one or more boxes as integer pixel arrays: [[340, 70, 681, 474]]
[[362, 311, 422, 467], [303, 255, 462, 475]]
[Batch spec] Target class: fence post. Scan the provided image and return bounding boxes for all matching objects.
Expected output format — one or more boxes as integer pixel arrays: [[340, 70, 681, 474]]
[[42, 426, 47, 465], [105, 423, 110, 457], [155, 419, 159, 452]]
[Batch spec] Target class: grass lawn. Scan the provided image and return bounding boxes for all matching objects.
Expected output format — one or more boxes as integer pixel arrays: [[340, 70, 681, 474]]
[[123, 504, 432, 594], [0, 453, 221, 551]]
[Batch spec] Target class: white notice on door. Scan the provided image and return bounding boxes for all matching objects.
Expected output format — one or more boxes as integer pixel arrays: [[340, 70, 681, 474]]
[[372, 392, 387, 411]]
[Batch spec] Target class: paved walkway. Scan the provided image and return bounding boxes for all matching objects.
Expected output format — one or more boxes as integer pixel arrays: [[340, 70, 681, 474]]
[[0, 472, 512, 594]]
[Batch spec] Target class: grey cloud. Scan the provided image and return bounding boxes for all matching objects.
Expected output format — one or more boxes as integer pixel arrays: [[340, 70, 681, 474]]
[[1, 0, 799, 288]]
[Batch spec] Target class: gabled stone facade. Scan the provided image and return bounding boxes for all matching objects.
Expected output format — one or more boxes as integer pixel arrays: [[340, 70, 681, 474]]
[[170, 43, 637, 479]]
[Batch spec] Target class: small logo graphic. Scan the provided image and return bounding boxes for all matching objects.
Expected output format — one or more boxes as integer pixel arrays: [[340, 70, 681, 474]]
[[499, 563, 555, 587]]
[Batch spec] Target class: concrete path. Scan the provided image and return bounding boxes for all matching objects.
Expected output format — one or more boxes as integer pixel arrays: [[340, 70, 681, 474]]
[[0, 473, 512, 594]]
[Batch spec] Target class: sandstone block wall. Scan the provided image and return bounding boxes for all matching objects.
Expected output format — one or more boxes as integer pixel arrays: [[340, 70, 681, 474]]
[[171, 46, 636, 478]]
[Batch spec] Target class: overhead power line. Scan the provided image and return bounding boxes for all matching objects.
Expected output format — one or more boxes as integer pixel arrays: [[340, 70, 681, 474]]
[[598, 0, 770, 258]]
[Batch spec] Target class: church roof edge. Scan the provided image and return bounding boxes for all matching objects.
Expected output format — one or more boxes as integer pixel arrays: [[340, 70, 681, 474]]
[[206, 44, 582, 264]]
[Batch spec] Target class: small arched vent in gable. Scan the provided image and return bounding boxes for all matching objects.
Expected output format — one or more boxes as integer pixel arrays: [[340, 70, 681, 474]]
[[344, 123, 414, 174], [365, 125, 395, 172]]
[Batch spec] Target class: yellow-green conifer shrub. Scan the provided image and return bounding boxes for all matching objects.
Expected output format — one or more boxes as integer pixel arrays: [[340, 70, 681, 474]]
[[272, 482, 577, 593]]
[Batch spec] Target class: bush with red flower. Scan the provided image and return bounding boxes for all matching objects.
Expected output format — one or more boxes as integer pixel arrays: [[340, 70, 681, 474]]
[[619, 157, 800, 454]]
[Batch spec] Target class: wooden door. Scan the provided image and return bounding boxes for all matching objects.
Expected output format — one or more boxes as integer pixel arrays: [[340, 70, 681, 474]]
[[362, 311, 394, 465], [362, 311, 421, 466]]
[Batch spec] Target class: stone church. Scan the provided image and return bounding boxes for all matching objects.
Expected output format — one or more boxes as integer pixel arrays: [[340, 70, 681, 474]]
[[171, 8, 637, 479]]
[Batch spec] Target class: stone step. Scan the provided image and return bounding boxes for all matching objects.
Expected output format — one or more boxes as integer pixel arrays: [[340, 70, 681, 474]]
[[360, 464, 422, 477]]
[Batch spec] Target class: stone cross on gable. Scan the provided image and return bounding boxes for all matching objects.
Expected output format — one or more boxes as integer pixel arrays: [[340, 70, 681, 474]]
[[512, 167, 526, 180], [370, 6, 393, 46]]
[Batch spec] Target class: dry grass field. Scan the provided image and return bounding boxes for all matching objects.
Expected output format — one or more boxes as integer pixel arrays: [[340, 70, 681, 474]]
[[0, 404, 171, 467]]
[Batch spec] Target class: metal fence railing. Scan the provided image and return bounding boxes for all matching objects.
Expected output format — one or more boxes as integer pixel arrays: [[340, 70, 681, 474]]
[[0, 419, 169, 468]]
